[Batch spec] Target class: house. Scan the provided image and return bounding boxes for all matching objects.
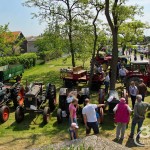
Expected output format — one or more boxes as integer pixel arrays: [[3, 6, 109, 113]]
[[12, 31, 27, 53], [26, 36, 38, 52], [2, 31, 27, 54]]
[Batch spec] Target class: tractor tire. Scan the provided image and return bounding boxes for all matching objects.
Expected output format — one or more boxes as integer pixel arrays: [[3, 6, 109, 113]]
[[13, 98, 18, 109], [43, 107, 50, 124], [49, 98, 56, 112], [57, 108, 63, 123], [15, 107, 24, 123], [0, 106, 10, 123]]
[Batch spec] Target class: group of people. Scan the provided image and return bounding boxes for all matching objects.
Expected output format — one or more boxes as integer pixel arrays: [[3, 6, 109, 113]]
[[129, 79, 147, 109], [114, 94, 150, 141], [67, 78, 149, 143], [67, 91, 105, 140]]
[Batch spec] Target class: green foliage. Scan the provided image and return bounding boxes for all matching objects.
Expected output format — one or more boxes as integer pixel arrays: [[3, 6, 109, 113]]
[[0, 24, 25, 56], [0, 53, 37, 68], [38, 50, 62, 62]]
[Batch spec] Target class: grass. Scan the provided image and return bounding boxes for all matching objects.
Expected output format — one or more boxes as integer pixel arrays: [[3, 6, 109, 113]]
[[0, 56, 150, 150]]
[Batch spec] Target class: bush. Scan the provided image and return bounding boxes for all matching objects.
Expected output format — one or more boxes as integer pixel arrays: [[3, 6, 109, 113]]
[[0, 53, 37, 68], [38, 50, 62, 62]]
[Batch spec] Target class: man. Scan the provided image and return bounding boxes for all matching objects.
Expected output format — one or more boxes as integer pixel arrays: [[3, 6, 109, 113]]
[[129, 95, 150, 139], [119, 66, 127, 84], [82, 98, 105, 135], [138, 79, 147, 101]]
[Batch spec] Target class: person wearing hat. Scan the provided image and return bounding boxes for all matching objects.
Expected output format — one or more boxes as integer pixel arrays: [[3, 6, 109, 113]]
[[129, 95, 150, 139], [113, 98, 132, 140], [69, 122, 79, 140], [82, 98, 105, 135], [137, 79, 147, 101]]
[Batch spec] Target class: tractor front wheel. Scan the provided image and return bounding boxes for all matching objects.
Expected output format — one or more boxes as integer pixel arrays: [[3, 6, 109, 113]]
[[43, 107, 50, 124], [0, 106, 10, 123], [57, 108, 63, 123], [15, 107, 24, 123]]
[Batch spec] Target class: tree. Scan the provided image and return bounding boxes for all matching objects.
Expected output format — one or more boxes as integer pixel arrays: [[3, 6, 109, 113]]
[[105, 0, 143, 90], [0, 24, 26, 56], [24, 0, 87, 67], [119, 20, 148, 54]]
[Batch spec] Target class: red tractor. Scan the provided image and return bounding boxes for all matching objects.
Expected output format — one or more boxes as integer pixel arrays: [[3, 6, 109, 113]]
[[125, 60, 150, 88], [60, 66, 105, 90]]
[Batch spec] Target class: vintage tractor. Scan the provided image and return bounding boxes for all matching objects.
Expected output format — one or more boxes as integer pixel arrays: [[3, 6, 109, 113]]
[[0, 82, 11, 123], [60, 66, 88, 88], [0, 82, 25, 123], [125, 60, 150, 88], [57, 87, 90, 123], [15, 82, 56, 124]]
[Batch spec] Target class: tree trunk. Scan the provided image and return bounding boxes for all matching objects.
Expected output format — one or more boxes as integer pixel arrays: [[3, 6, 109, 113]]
[[110, 30, 118, 90], [67, 0, 75, 67], [89, 9, 100, 89], [68, 32, 75, 67]]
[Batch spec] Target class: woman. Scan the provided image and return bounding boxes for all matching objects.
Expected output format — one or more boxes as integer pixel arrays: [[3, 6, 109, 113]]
[[129, 81, 138, 109], [113, 98, 132, 140], [69, 97, 78, 138]]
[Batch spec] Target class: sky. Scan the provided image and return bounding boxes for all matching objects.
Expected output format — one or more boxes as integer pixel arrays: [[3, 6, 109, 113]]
[[0, 0, 150, 37]]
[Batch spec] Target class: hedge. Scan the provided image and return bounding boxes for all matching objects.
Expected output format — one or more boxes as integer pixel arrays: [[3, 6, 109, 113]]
[[0, 53, 37, 68]]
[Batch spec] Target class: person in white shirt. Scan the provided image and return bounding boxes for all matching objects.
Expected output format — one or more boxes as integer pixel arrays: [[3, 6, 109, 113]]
[[129, 81, 138, 109], [119, 66, 127, 83], [82, 98, 105, 135], [104, 72, 110, 94]]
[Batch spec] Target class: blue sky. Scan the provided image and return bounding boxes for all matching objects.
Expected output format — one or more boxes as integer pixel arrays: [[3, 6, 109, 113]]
[[0, 0, 150, 37]]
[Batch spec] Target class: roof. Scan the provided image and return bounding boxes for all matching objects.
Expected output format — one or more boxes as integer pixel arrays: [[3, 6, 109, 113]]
[[26, 36, 39, 42], [3, 31, 22, 43]]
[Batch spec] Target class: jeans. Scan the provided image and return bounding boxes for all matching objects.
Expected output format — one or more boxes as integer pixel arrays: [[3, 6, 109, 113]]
[[141, 94, 145, 102], [130, 95, 136, 109], [130, 117, 144, 138], [86, 122, 99, 135], [116, 123, 127, 139]]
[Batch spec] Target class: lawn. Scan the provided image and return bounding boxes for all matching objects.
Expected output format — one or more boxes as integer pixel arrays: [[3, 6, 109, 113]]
[[0, 56, 149, 150]]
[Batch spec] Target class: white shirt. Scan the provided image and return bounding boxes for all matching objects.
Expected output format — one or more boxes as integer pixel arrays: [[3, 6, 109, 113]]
[[113, 104, 132, 112], [105, 75, 110, 82], [82, 104, 97, 122], [129, 86, 138, 96], [119, 68, 126, 76]]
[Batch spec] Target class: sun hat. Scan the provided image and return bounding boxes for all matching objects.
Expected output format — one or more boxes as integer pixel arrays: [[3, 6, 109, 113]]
[[120, 97, 126, 103], [71, 123, 79, 129]]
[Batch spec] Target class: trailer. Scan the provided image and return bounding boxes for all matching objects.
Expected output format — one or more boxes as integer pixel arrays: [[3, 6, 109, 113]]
[[0, 64, 24, 82]]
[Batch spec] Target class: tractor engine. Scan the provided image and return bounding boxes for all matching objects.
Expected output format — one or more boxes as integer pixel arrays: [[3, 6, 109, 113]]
[[24, 83, 44, 110], [10, 82, 24, 107]]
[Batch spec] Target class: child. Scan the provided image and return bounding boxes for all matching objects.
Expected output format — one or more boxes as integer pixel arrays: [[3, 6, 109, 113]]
[[69, 123, 79, 140]]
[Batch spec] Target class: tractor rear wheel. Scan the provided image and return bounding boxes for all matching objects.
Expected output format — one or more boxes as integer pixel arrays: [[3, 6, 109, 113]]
[[57, 108, 63, 123], [43, 107, 50, 124], [15, 107, 24, 123], [0, 106, 10, 123]]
